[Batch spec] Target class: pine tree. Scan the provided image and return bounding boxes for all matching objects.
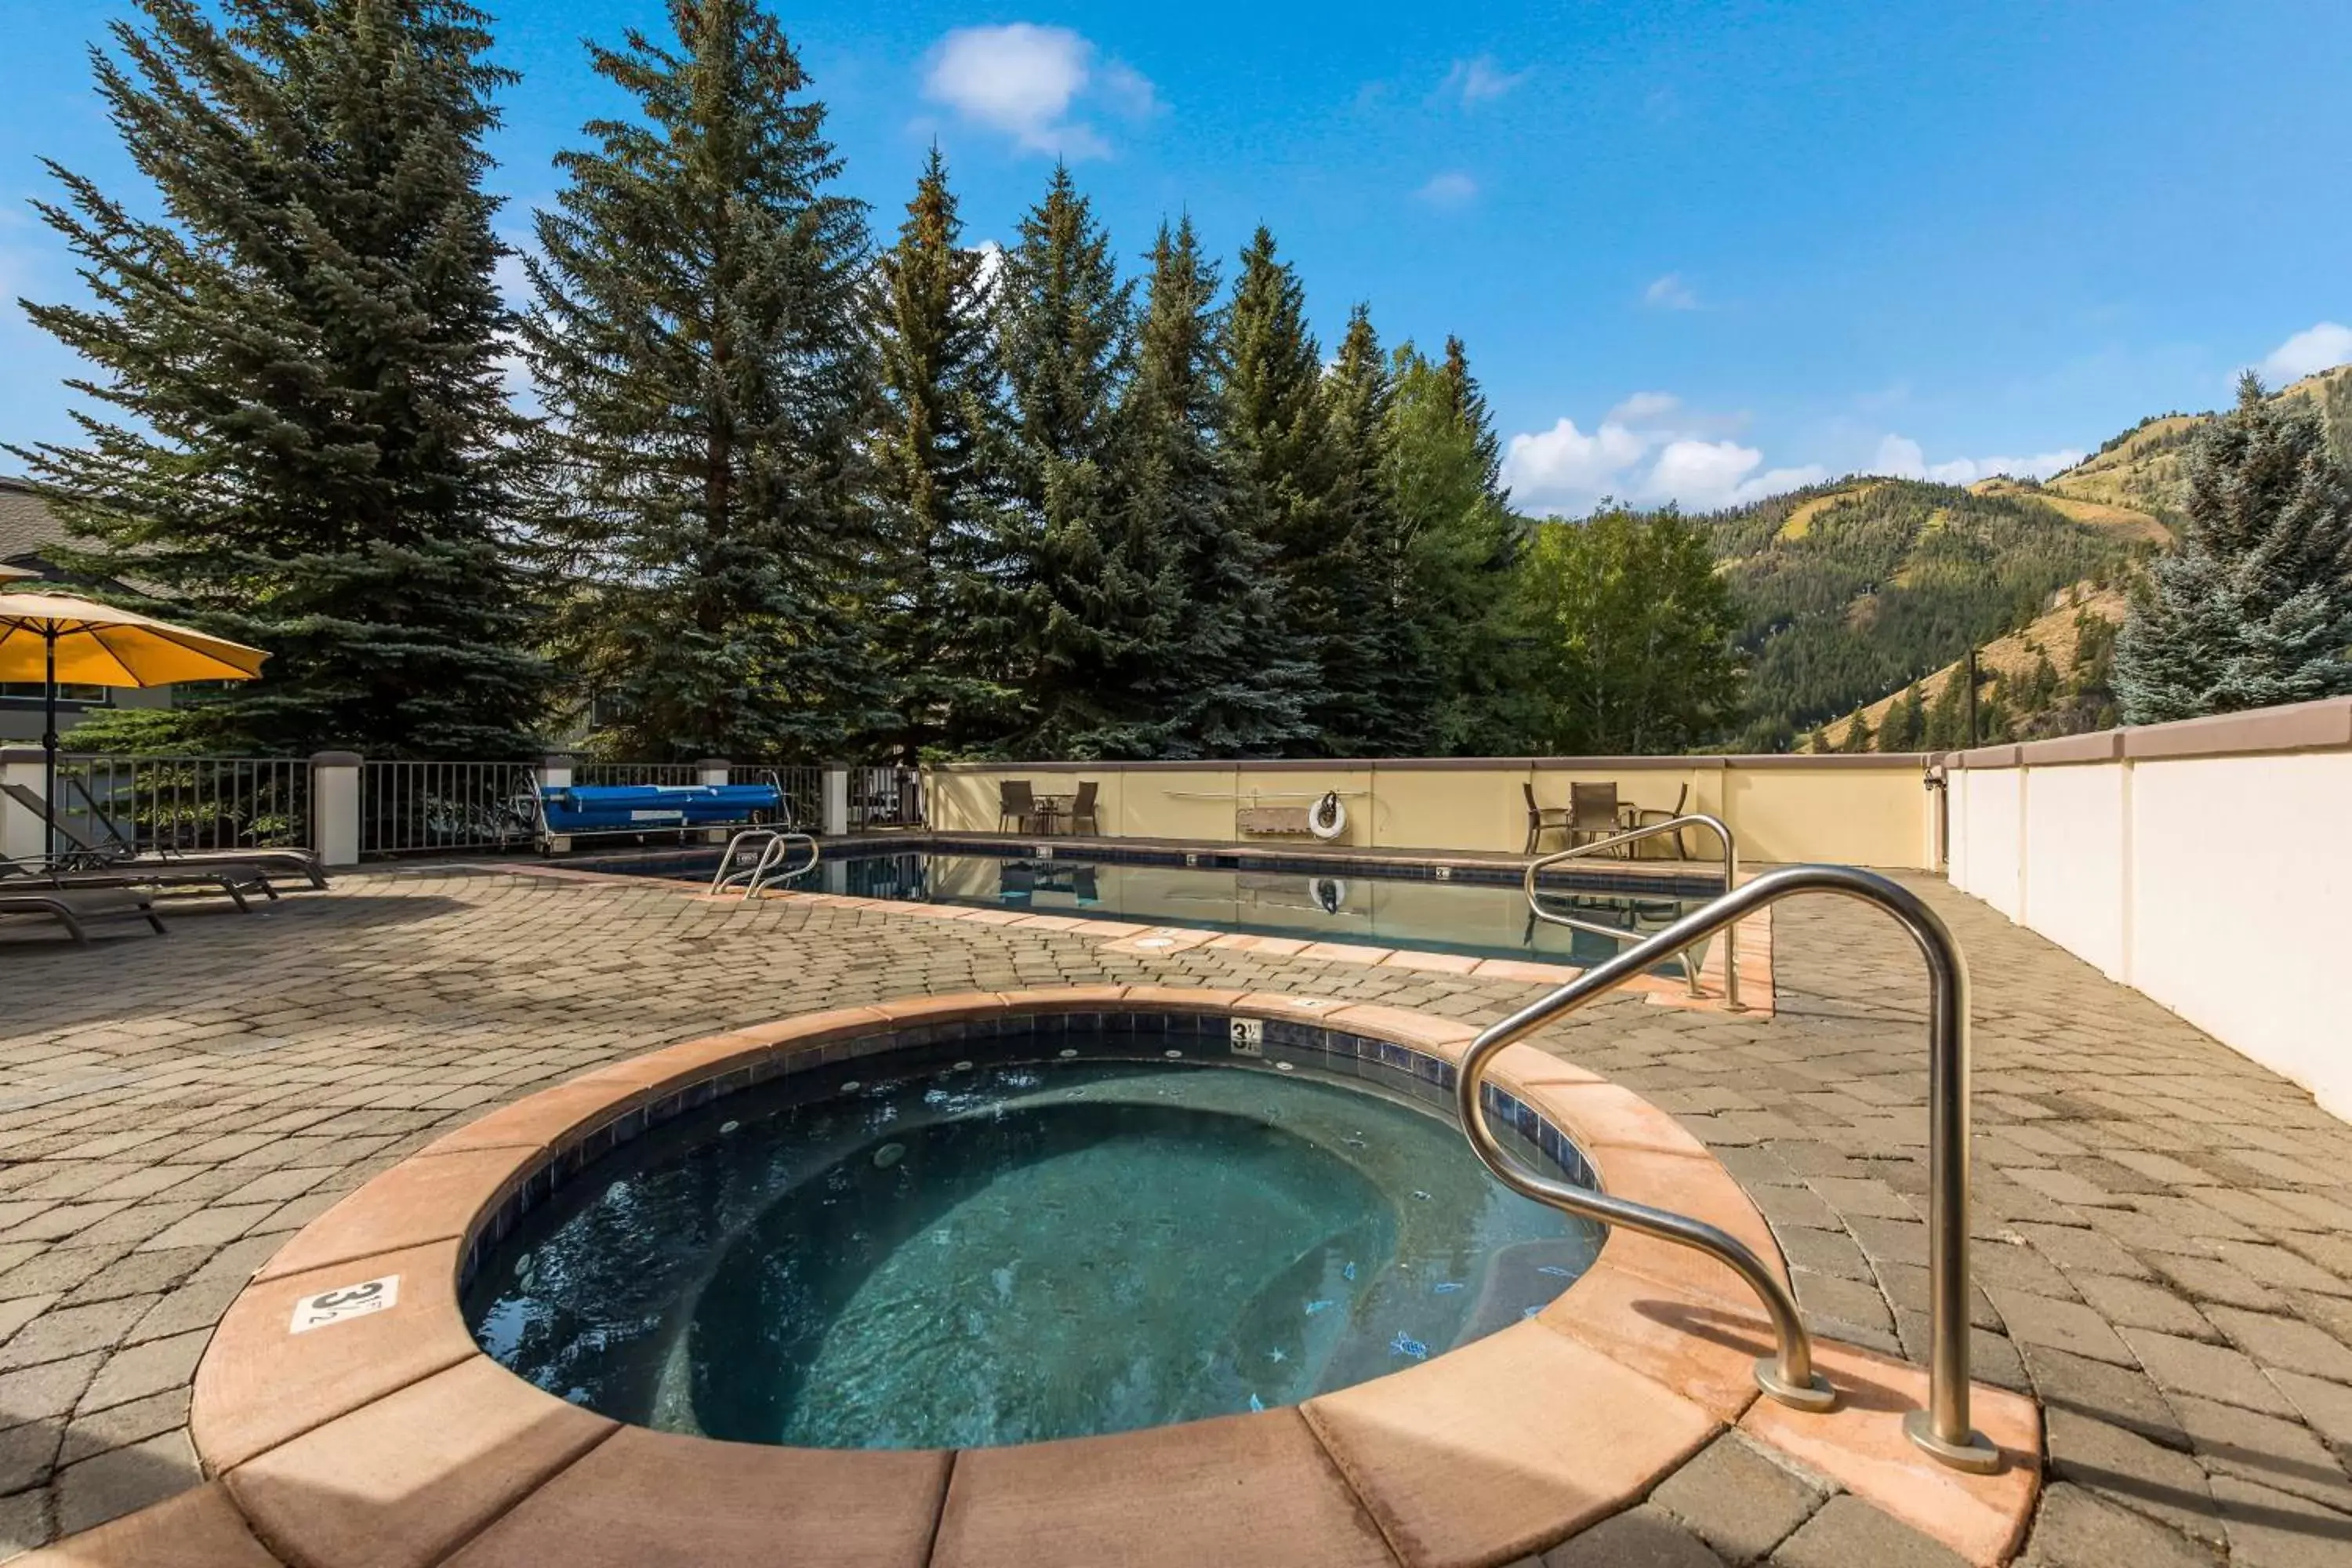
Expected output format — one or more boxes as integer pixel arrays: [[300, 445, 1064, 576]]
[[1109, 221, 1312, 757], [1218, 227, 1355, 750], [866, 147, 1011, 760], [14, 0, 547, 757], [1880, 683, 1926, 751], [1323, 306, 1436, 753], [524, 0, 882, 761], [1923, 669, 1970, 750], [1839, 710, 1875, 753], [2114, 373, 2352, 724], [1385, 338, 1526, 753], [985, 167, 1163, 757]]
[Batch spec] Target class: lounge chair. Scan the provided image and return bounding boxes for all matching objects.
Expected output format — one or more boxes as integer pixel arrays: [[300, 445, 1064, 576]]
[[2, 852, 274, 913], [3, 782, 328, 890], [1568, 782, 1625, 855], [1067, 781, 1100, 836], [0, 884, 165, 943], [1523, 782, 1571, 854]]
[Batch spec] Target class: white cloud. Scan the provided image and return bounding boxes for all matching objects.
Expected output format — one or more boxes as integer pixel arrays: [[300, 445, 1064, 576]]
[[1642, 273, 1698, 310], [1415, 171, 1479, 207], [969, 239, 1006, 293], [1643, 440, 1827, 510], [920, 24, 1154, 158], [1607, 390, 1682, 424], [1868, 434, 2083, 484], [2259, 321, 2352, 383], [1504, 417, 1650, 508], [1437, 56, 1530, 106]]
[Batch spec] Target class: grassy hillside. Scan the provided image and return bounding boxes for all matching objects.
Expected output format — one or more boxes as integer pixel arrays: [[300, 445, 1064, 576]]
[[1813, 583, 2127, 751], [2038, 365, 2352, 530], [1698, 478, 2150, 751], [1709, 365, 2350, 753]]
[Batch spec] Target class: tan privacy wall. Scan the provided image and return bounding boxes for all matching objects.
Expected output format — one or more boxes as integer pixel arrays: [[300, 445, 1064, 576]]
[[924, 755, 1937, 869], [1944, 698, 2352, 1121]]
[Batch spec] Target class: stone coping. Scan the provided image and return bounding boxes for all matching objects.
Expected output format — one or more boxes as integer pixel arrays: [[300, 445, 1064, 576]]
[[172, 989, 2036, 1568], [926, 754, 1931, 773], [1940, 694, 2352, 769]]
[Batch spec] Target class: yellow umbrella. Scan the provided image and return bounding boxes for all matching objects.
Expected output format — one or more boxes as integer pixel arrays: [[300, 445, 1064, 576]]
[[0, 590, 269, 852]]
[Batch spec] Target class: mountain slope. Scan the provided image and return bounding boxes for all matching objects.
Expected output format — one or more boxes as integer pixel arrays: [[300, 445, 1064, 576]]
[[1697, 478, 2151, 750]]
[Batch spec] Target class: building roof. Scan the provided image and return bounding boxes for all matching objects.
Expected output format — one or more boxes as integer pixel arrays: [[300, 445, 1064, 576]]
[[0, 479, 69, 575]]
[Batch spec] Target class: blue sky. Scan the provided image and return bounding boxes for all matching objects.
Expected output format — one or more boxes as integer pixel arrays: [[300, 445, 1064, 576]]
[[2, 0, 2347, 514]]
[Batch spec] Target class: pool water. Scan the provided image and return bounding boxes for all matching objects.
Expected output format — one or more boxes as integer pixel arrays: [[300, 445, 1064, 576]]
[[465, 1048, 1602, 1449], [612, 844, 1711, 969]]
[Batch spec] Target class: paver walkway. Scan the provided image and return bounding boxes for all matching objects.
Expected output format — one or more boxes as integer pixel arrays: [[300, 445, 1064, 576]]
[[0, 864, 2347, 1566]]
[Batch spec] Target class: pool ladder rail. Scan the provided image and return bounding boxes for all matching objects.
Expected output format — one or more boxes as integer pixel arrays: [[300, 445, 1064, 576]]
[[1465, 862, 2002, 1473], [710, 828, 820, 900], [1523, 813, 1742, 1009]]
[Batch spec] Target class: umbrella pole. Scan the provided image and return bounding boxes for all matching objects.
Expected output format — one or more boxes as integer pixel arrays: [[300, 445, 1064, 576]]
[[42, 629, 58, 860]]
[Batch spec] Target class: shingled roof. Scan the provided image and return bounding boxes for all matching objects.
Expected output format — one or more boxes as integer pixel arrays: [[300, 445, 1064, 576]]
[[0, 478, 69, 576]]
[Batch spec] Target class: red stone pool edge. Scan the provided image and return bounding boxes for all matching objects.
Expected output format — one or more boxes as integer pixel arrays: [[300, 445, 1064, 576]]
[[36, 987, 2036, 1568]]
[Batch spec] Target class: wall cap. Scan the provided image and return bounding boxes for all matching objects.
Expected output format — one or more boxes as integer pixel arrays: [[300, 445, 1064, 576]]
[[308, 750, 363, 767], [928, 753, 1926, 774], [2011, 731, 2125, 767], [2121, 696, 2352, 760]]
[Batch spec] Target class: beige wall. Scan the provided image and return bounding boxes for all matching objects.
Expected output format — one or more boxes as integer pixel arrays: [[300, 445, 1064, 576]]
[[924, 755, 1936, 869], [1944, 697, 2352, 1122]]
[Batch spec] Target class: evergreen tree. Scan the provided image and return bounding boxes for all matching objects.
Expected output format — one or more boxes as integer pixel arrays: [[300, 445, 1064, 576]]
[[866, 147, 1011, 760], [524, 0, 880, 761], [2114, 373, 2352, 724], [1323, 306, 1437, 753], [1218, 227, 1359, 750], [985, 167, 1162, 757], [1923, 668, 1970, 750], [15, 0, 546, 756], [1516, 509, 1741, 755], [1839, 710, 1875, 753], [1116, 220, 1312, 757], [1385, 338, 1526, 753], [1880, 683, 1926, 751]]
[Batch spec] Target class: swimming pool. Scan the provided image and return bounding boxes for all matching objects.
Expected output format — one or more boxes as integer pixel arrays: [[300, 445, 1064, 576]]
[[600, 842, 1716, 969], [463, 1022, 1603, 1448]]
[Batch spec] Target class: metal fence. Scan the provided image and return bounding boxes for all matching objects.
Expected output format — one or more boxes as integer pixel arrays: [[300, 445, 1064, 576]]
[[360, 761, 539, 858], [853, 764, 924, 829], [728, 764, 824, 830], [53, 754, 311, 854], [572, 761, 702, 788]]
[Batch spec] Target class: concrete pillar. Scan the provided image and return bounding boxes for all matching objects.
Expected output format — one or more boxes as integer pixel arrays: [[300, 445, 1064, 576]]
[[697, 758, 731, 842], [310, 752, 361, 869], [1, 747, 48, 863], [537, 753, 576, 854], [822, 765, 850, 837]]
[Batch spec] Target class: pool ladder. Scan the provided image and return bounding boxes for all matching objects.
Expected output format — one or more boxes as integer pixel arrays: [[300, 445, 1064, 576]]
[[1464, 862, 2001, 1473], [1523, 813, 1742, 1007], [710, 828, 820, 900]]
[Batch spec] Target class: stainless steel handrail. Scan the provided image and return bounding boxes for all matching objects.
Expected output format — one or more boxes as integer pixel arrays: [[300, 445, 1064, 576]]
[[710, 828, 819, 899], [1524, 813, 1740, 1009], [1461, 862, 2000, 1472]]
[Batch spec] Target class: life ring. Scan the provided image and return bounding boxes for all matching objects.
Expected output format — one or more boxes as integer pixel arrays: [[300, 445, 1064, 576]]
[[1309, 876, 1348, 916], [1308, 790, 1347, 841]]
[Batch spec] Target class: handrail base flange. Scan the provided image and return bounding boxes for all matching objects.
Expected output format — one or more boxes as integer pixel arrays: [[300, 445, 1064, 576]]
[[1755, 1360, 1837, 1412], [1904, 1409, 2003, 1473]]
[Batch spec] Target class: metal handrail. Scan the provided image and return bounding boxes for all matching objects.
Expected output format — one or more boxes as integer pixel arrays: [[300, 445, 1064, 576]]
[[1460, 862, 1999, 1472], [1524, 813, 1741, 1009], [709, 828, 820, 899]]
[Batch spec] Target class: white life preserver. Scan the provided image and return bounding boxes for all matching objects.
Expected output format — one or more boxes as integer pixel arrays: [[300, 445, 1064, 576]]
[[1309, 876, 1348, 915], [1308, 790, 1347, 840]]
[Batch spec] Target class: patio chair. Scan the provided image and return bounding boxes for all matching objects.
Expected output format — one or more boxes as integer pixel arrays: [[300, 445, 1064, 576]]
[[998, 780, 1041, 833], [1067, 781, 1100, 837], [1569, 782, 1624, 855], [2, 851, 272, 913], [1523, 782, 1571, 854], [0, 884, 165, 944], [5, 783, 328, 890], [1632, 782, 1692, 860]]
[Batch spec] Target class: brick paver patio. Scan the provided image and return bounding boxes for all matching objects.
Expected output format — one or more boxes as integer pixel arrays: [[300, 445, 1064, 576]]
[[0, 863, 2348, 1564]]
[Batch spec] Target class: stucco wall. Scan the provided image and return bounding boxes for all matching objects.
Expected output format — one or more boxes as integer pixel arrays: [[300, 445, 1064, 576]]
[[923, 755, 1936, 869], [1943, 698, 2352, 1120]]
